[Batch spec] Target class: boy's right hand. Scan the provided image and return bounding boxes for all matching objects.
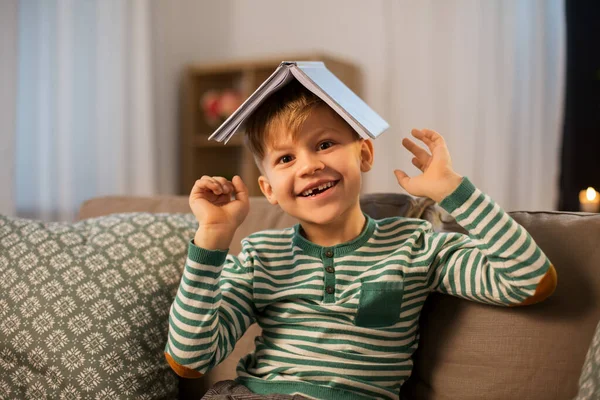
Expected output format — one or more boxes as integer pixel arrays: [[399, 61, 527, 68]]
[[190, 175, 250, 249]]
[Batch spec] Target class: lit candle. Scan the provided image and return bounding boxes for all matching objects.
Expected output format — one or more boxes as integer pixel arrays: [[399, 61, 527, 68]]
[[579, 187, 600, 213]]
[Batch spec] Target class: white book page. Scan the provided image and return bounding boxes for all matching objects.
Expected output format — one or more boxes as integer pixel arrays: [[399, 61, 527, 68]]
[[209, 64, 295, 142]]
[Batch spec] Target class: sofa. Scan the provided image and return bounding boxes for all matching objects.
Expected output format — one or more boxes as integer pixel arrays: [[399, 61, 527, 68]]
[[72, 193, 600, 400], [1, 193, 597, 399]]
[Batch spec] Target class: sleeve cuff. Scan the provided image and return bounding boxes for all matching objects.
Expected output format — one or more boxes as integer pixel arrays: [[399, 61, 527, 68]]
[[187, 239, 229, 266], [164, 352, 203, 379], [438, 176, 476, 214]]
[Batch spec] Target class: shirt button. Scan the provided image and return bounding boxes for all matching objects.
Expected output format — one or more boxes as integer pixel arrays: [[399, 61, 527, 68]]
[[326, 266, 334, 273], [326, 286, 334, 294], [325, 250, 334, 258]]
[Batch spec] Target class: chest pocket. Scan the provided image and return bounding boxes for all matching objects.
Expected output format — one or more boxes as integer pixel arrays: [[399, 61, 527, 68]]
[[355, 280, 404, 328]]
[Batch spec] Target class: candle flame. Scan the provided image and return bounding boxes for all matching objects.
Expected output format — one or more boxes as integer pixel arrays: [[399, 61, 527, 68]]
[[586, 187, 598, 201]]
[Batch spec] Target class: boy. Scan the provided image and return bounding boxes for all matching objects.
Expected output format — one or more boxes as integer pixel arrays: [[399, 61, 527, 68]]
[[165, 81, 557, 400]]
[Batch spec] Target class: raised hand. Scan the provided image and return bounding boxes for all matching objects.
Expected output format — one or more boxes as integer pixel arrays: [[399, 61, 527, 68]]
[[394, 129, 463, 203], [189, 175, 250, 249]]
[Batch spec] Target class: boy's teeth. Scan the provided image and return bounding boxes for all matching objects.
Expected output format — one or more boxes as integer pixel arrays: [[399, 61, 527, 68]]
[[302, 181, 335, 196]]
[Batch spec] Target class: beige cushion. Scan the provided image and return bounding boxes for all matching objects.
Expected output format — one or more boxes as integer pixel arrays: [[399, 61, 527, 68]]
[[79, 196, 600, 400]]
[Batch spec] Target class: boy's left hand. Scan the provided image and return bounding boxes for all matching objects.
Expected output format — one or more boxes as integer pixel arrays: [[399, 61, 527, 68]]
[[394, 129, 463, 203]]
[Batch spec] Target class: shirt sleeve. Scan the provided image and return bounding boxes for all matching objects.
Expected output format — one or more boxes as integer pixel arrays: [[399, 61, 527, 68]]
[[427, 177, 557, 306], [164, 239, 257, 377]]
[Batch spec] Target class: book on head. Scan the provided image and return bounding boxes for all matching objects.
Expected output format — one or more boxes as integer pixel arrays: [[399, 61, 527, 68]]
[[208, 61, 389, 144]]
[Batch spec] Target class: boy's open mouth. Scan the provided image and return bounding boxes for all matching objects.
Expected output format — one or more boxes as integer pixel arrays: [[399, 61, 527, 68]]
[[299, 180, 340, 197]]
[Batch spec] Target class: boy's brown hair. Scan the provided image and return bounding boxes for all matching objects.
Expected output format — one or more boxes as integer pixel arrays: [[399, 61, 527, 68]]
[[244, 80, 324, 162]]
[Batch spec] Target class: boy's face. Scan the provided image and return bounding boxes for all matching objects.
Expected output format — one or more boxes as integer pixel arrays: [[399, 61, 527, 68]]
[[258, 106, 374, 227]]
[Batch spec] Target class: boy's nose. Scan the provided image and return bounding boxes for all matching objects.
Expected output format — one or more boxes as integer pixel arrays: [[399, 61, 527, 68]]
[[298, 155, 325, 176]]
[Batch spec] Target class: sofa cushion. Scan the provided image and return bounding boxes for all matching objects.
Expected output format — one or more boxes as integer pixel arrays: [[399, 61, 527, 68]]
[[0, 213, 197, 399]]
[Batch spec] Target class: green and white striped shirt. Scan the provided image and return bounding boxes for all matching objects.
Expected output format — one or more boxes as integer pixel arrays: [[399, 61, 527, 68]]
[[165, 178, 553, 400]]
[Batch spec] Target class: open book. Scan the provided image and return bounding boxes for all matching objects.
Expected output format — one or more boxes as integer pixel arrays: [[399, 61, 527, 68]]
[[208, 61, 389, 143]]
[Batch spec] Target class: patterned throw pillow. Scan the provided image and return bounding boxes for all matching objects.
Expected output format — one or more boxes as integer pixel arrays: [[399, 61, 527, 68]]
[[0, 213, 197, 399]]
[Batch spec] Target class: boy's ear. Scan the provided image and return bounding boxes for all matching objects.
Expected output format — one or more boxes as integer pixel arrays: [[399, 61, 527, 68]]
[[258, 175, 278, 205], [359, 139, 375, 172]]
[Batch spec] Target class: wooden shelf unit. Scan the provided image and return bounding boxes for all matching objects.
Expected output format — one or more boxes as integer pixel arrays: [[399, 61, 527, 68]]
[[179, 54, 361, 196]]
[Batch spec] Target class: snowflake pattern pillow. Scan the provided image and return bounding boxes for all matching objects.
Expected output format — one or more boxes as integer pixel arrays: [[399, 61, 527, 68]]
[[0, 213, 197, 399]]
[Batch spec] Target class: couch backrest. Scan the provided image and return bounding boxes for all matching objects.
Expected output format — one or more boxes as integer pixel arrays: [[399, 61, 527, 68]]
[[79, 195, 600, 400], [402, 210, 600, 400]]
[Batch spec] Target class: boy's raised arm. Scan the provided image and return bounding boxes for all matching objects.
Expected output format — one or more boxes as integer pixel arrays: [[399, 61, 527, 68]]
[[394, 129, 556, 306], [164, 175, 255, 377], [427, 177, 556, 306]]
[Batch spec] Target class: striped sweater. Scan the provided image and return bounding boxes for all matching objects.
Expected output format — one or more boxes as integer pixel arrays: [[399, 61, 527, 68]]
[[165, 177, 556, 400]]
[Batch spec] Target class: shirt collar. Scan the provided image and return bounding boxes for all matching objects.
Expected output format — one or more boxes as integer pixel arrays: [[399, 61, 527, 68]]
[[291, 213, 376, 258]]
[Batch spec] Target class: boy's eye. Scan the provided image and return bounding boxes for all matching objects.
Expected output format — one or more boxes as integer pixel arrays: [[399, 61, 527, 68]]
[[318, 141, 333, 150], [278, 155, 294, 164]]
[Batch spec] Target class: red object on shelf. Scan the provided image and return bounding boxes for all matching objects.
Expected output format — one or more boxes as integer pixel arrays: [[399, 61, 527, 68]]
[[201, 89, 243, 127]]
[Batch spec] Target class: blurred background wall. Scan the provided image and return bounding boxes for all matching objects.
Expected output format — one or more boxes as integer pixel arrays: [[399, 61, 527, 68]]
[[2, 0, 586, 221], [151, 0, 565, 209], [0, 0, 18, 218]]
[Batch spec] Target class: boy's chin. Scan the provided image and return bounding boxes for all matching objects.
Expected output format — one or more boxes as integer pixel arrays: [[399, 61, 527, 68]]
[[294, 206, 348, 226]]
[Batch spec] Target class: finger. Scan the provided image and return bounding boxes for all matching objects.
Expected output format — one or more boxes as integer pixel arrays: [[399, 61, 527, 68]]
[[421, 129, 444, 142], [203, 177, 224, 195], [231, 175, 249, 204], [209, 176, 228, 194], [394, 169, 411, 191], [402, 138, 431, 163], [411, 157, 423, 171], [420, 129, 446, 149], [212, 176, 234, 194], [421, 129, 452, 162], [193, 176, 221, 196], [411, 129, 434, 148]]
